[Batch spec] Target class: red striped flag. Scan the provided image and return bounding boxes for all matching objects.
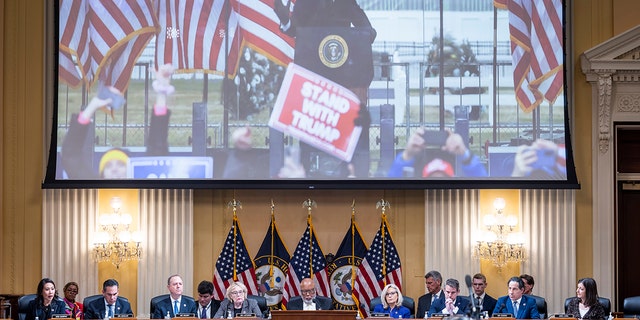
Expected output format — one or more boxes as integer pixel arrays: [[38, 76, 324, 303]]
[[353, 215, 402, 317], [155, 0, 294, 77], [155, 0, 242, 76], [58, 0, 157, 92], [212, 216, 259, 300], [282, 218, 330, 307], [496, 0, 564, 112]]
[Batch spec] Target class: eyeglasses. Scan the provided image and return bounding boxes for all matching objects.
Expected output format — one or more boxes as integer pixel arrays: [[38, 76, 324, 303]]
[[386, 291, 398, 296], [301, 289, 316, 295], [229, 291, 244, 296]]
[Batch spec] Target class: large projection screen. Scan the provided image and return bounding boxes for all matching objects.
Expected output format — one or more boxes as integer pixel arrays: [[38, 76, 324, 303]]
[[43, 0, 579, 189]]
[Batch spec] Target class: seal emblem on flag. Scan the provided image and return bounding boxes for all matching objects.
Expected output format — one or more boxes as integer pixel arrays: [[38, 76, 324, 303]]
[[318, 35, 349, 68]]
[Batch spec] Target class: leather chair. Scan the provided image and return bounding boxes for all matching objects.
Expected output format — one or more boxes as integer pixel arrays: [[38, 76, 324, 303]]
[[369, 296, 416, 318], [247, 295, 268, 318], [564, 297, 611, 316], [149, 294, 170, 318], [526, 295, 547, 319], [623, 296, 640, 317], [82, 294, 103, 308], [18, 294, 37, 320]]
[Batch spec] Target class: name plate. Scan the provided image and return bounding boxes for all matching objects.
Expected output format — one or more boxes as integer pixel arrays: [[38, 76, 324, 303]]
[[491, 314, 514, 318], [50, 315, 71, 319], [176, 314, 196, 318], [370, 313, 389, 318], [114, 314, 134, 318], [430, 314, 451, 318], [235, 314, 256, 318]]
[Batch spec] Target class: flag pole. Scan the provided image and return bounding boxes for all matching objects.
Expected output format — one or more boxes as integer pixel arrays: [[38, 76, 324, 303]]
[[270, 199, 276, 287], [376, 199, 390, 286], [303, 199, 317, 278], [227, 199, 243, 280]]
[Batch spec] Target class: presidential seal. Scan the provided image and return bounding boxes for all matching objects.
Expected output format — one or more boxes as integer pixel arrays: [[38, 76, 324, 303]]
[[318, 35, 349, 69]]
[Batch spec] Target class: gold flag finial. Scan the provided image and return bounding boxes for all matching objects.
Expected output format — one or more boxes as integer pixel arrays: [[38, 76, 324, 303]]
[[376, 199, 390, 215]]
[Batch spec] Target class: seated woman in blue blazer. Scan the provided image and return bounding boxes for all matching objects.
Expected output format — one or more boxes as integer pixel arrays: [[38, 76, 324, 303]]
[[26, 278, 67, 320], [373, 284, 411, 318]]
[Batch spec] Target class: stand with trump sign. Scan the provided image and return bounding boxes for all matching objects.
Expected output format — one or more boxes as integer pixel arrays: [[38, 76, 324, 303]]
[[268, 63, 362, 163]]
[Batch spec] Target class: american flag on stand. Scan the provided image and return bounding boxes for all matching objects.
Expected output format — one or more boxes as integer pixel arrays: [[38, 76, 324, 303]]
[[155, 0, 294, 76], [59, 0, 158, 92], [353, 215, 402, 317], [212, 216, 259, 300], [494, 0, 564, 112], [282, 218, 330, 307]]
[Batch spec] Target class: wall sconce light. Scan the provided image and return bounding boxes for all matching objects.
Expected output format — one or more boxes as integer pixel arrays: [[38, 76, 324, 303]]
[[93, 197, 142, 269], [473, 197, 525, 268]]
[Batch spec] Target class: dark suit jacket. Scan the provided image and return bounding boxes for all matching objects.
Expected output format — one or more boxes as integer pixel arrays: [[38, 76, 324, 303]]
[[25, 298, 66, 320], [151, 296, 197, 319], [198, 300, 222, 319], [213, 298, 262, 318], [469, 294, 498, 316], [84, 297, 133, 319], [566, 297, 606, 319], [416, 290, 443, 319], [493, 295, 540, 319], [428, 296, 471, 316], [286, 296, 334, 310]]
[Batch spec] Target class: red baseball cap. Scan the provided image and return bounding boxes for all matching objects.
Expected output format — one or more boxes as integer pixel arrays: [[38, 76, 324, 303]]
[[422, 158, 454, 177]]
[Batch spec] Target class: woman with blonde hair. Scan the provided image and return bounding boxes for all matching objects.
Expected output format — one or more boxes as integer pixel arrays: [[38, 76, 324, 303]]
[[213, 282, 262, 318], [373, 283, 411, 318]]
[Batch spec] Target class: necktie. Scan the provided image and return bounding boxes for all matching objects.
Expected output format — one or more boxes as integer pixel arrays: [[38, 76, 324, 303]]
[[108, 305, 114, 318], [201, 307, 207, 319], [475, 296, 481, 310], [432, 294, 438, 303], [513, 301, 519, 316], [174, 301, 179, 315]]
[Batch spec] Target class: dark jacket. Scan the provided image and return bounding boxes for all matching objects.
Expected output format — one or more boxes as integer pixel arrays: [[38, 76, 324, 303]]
[[566, 297, 606, 319], [26, 298, 67, 320], [84, 297, 133, 320], [151, 295, 197, 319], [286, 296, 334, 310]]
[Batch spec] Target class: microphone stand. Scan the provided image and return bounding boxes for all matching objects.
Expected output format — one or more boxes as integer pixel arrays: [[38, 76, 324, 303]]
[[465, 275, 480, 320]]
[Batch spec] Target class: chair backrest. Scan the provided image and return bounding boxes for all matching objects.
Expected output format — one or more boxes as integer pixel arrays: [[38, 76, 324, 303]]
[[369, 296, 415, 318], [623, 296, 640, 317], [564, 297, 611, 315], [246, 295, 268, 318], [527, 295, 547, 319], [83, 294, 103, 308], [18, 294, 37, 320], [149, 294, 170, 317]]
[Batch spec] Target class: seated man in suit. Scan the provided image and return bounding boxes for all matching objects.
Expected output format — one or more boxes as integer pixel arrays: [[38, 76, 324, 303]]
[[197, 280, 220, 319], [428, 278, 470, 316], [417, 270, 444, 318], [84, 279, 133, 319], [213, 282, 262, 318], [493, 277, 539, 319], [286, 278, 333, 310], [471, 273, 497, 317], [151, 274, 197, 319]]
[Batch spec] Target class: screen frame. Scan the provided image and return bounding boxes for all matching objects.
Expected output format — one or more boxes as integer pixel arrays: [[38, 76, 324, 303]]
[[42, 0, 580, 190]]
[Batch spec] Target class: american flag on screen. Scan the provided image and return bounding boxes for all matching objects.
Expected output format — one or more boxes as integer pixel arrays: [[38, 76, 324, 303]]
[[212, 216, 259, 300], [353, 215, 402, 317], [282, 218, 330, 307], [155, 0, 294, 76], [58, 0, 158, 92], [494, 0, 564, 112]]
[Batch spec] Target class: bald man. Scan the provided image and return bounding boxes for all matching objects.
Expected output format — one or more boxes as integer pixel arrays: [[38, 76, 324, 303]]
[[286, 278, 334, 310]]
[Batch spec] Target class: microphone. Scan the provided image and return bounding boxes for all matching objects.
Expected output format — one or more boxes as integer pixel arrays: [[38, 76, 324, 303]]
[[499, 303, 506, 313], [465, 275, 478, 320]]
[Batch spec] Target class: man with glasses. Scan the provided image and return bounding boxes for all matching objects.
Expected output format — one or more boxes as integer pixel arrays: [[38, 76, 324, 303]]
[[84, 279, 133, 319], [286, 278, 333, 310], [151, 274, 197, 319]]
